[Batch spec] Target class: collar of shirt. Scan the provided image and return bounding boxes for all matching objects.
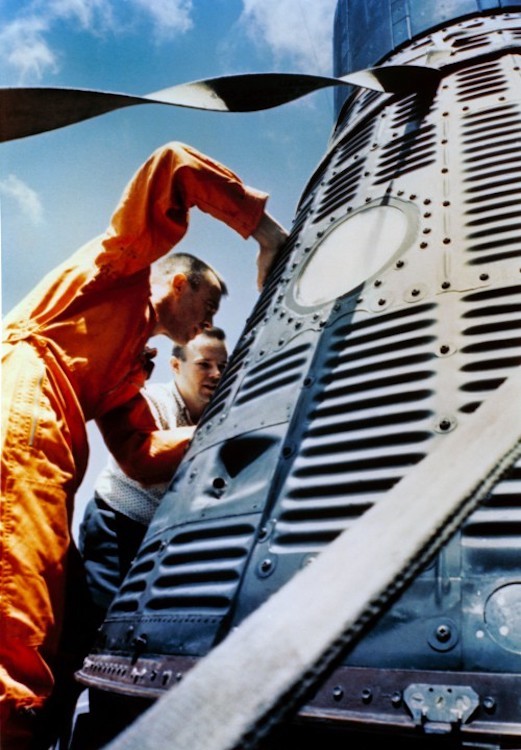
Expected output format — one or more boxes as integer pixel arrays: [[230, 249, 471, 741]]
[[170, 379, 194, 426]]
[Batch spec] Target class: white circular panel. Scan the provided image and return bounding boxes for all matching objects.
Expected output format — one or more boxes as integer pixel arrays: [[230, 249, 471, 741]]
[[294, 204, 411, 307]]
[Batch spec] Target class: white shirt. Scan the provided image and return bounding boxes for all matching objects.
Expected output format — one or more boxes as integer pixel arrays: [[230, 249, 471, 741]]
[[94, 380, 193, 524]]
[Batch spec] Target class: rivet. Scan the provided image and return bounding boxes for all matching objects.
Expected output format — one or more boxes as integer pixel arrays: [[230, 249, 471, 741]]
[[361, 688, 373, 704], [332, 686, 344, 702], [480, 273, 489, 281], [441, 281, 450, 289]]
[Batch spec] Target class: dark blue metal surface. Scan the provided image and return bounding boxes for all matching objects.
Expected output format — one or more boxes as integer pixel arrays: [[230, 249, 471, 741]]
[[333, 0, 521, 114]]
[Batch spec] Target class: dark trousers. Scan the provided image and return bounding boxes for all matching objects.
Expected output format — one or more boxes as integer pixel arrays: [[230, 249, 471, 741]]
[[78, 494, 147, 623]]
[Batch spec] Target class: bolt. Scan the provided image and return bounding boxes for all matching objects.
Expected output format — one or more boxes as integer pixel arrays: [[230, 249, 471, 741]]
[[391, 691, 402, 707], [436, 624, 452, 642]]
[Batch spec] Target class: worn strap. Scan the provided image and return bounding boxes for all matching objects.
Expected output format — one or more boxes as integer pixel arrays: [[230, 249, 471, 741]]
[[0, 65, 441, 143], [106, 367, 521, 750]]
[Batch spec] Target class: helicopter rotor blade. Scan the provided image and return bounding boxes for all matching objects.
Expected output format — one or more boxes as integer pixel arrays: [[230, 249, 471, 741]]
[[0, 66, 441, 143]]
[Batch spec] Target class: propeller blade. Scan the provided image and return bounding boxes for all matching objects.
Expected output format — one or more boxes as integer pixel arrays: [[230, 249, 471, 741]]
[[0, 66, 441, 142]]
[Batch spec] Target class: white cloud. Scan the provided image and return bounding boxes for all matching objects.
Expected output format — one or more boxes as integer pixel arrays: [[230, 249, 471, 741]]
[[0, 17, 59, 82], [0, 175, 44, 224], [130, 0, 193, 36], [0, 0, 194, 83], [46, 0, 113, 30], [239, 0, 338, 75]]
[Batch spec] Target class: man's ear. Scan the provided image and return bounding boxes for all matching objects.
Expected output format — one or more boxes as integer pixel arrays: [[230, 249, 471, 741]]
[[172, 272, 188, 296], [170, 356, 181, 375]]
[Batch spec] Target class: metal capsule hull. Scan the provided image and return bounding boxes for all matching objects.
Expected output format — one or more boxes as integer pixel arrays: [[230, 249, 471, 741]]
[[78, 8, 521, 746]]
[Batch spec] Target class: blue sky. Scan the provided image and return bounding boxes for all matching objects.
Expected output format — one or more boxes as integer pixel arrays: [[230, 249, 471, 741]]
[[1, 0, 339, 530]]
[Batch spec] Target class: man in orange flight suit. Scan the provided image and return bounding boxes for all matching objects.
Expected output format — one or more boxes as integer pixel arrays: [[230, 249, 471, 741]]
[[1, 141, 288, 748]]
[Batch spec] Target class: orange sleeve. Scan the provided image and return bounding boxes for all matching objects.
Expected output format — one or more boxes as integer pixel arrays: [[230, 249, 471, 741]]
[[96, 392, 196, 484], [97, 141, 269, 277]]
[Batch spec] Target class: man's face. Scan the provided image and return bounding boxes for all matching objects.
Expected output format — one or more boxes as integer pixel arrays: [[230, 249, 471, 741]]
[[172, 334, 228, 420], [159, 270, 222, 345]]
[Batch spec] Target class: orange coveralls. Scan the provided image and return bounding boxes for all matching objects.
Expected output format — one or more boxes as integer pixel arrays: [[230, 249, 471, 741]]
[[1, 141, 267, 746]]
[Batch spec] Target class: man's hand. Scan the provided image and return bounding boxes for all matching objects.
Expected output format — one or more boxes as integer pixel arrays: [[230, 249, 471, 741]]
[[252, 212, 289, 291]]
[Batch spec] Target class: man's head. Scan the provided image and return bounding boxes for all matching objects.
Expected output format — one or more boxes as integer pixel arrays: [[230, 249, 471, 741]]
[[171, 326, 228, 421], [150, 253, 228, 345]]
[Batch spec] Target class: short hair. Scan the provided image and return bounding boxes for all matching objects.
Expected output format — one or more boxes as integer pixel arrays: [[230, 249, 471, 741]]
[[172, 326, 227, 361], [151, 252, 228, 296]]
